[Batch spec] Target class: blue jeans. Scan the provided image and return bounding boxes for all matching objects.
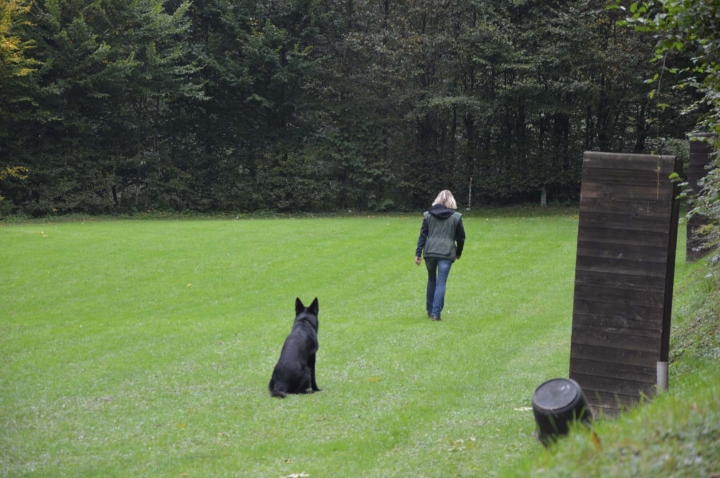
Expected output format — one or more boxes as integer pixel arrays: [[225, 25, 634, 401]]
[[425, 257, 453, 318]]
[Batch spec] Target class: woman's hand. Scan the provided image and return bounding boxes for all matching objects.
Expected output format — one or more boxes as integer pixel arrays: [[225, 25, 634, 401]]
[[415, 256, 422, 265]]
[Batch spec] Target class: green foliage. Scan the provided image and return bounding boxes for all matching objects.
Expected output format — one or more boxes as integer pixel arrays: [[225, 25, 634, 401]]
[[2, 0, 203, 215], [0, 0, 37, 95], [620, 0, 720, 271], [662, 137, 690, 176], [0, 0, 42, 174], [0, 166, 30, 216]]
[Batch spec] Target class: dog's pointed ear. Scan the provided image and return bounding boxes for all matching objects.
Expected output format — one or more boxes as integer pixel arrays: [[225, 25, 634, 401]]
[[295, 297, 305, 315], [308, 297, 319, 316]]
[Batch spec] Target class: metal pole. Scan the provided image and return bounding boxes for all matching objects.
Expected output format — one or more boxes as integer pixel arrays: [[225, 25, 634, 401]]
[[467, 177, 472, 210], [657, 361, 668, 391]]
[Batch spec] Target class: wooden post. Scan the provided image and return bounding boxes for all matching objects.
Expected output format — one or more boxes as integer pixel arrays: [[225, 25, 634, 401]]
[[569, 152, 681, 417], [686, 133, 715, 263]]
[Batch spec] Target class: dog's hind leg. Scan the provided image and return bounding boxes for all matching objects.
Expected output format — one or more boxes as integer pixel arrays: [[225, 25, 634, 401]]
[[309, 354, 321, 392], [296, 370, 314, 394]]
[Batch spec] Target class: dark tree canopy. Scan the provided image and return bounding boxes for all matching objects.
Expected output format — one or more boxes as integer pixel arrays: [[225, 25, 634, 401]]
[[0, 0, 702, 215]]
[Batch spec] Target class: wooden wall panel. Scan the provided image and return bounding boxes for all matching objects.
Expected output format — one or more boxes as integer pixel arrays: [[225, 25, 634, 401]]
[[570, 152, 680, 416], [687, 133, 714, 263]]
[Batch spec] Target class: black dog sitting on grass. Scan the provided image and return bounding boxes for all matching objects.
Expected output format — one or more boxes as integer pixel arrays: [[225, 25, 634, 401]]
[[269, 298, 321, 398]]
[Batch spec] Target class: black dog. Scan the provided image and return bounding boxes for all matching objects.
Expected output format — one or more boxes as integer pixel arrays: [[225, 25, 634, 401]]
[[269, 298, 321, 398]]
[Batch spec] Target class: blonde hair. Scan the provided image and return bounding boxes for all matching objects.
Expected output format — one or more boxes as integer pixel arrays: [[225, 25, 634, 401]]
[[432, 190, 457, 209]]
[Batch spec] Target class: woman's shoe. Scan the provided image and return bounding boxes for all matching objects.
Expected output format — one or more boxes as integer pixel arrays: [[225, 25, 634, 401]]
[[431, 315, 441, 321]]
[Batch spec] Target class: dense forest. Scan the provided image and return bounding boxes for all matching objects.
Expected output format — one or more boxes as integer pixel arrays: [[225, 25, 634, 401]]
[[0, 0, 705, 215]]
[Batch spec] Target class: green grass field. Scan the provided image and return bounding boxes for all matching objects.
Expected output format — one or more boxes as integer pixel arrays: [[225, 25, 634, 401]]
[[510, 252, 720, 477], [0, 209, 684, 477]]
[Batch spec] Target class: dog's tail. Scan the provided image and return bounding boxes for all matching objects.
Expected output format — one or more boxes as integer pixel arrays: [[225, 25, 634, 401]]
[[269, 377, 287, 398]]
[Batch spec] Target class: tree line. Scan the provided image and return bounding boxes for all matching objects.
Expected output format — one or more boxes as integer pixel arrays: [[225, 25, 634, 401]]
[[0, 0, 702, 215]]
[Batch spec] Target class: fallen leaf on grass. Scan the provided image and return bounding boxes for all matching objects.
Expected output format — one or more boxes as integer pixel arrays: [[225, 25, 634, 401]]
[[366, 377, 382, 382], [448, 437, 477, 451]]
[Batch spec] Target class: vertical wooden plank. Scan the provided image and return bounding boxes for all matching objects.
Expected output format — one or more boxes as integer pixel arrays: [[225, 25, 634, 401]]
[[570, 152, 680, 417], [661, 160, 681, 362]]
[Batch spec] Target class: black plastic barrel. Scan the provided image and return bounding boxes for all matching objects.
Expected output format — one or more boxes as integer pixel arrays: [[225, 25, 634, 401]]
[[532, 378, 592, 446]]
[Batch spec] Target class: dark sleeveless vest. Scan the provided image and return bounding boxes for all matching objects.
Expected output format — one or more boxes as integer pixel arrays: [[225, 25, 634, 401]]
[[423, 211, 462, 260]]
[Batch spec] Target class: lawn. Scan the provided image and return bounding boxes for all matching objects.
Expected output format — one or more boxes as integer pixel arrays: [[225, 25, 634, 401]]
[[1, 209, 601, 477], [508, 247, 719, 477]]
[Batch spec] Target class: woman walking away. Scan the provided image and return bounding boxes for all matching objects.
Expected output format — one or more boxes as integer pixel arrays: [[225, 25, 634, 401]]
[[415, 190, 466, 321]]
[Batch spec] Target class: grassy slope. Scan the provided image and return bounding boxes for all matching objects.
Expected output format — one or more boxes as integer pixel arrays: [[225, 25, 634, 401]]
[[506, 250, 720, 476], [1, 210, 579, 477]]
